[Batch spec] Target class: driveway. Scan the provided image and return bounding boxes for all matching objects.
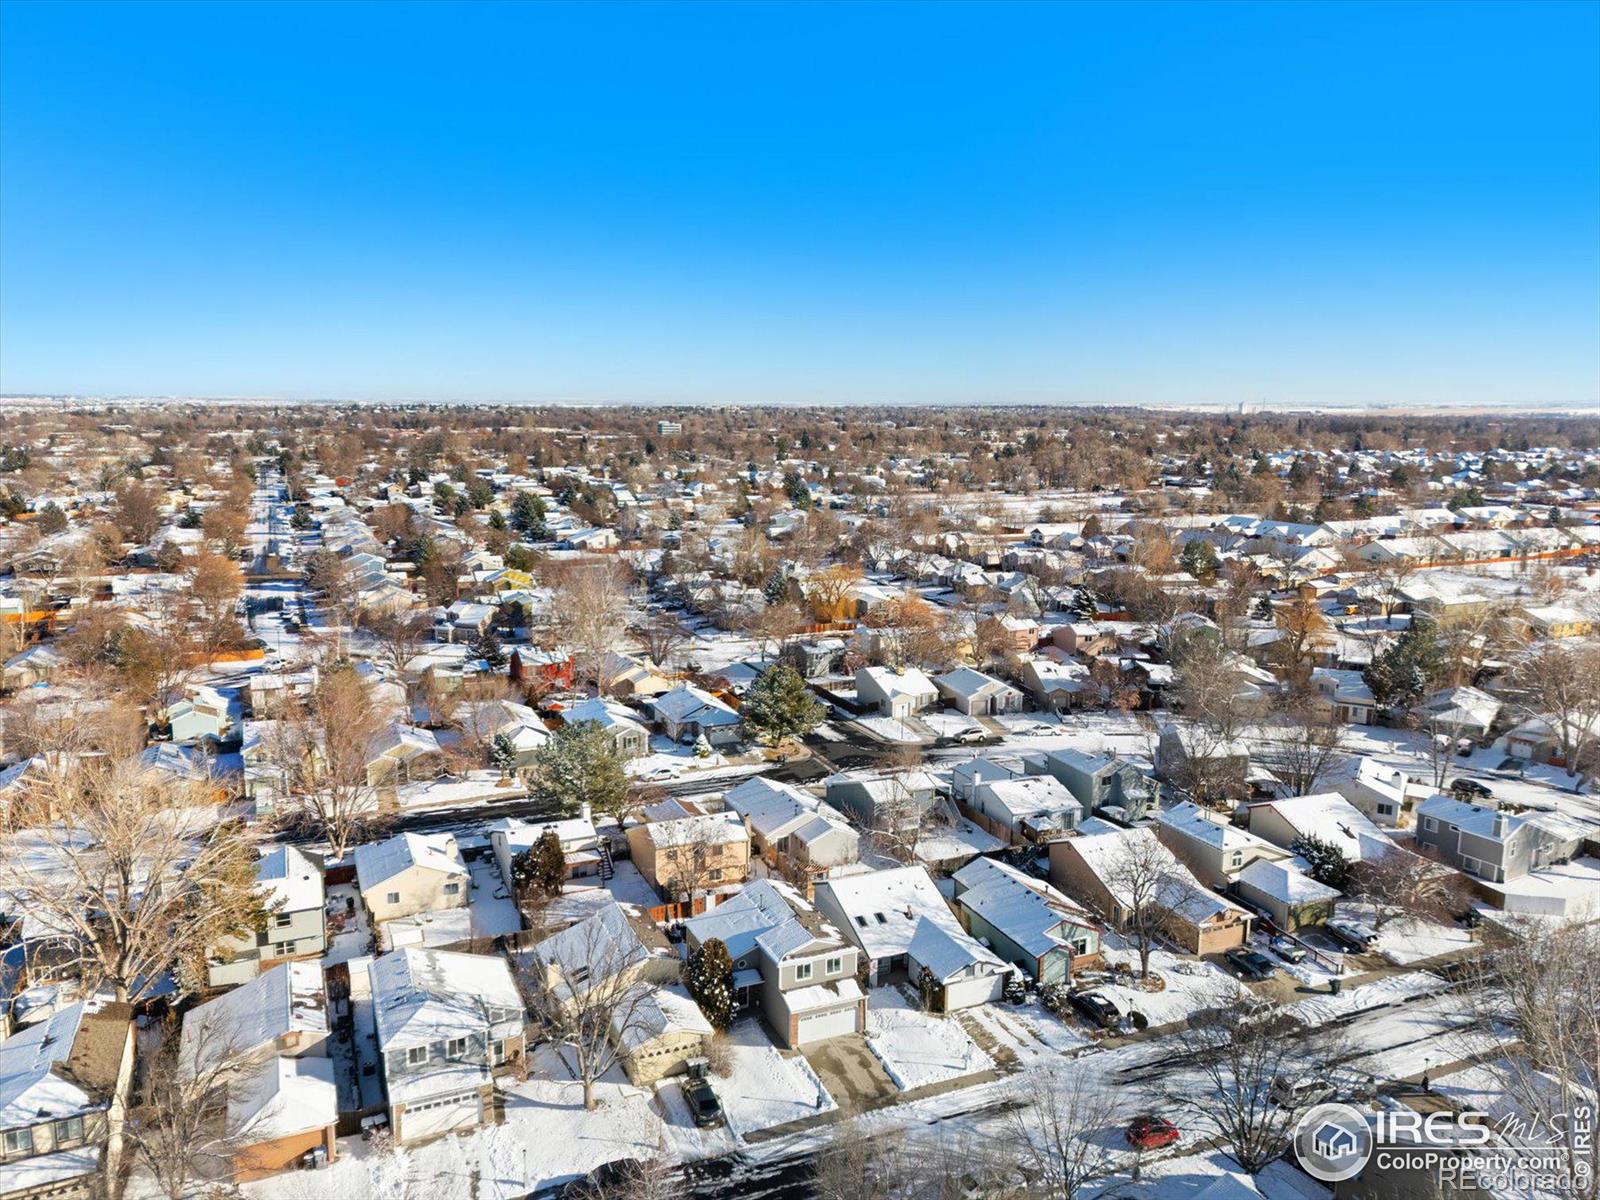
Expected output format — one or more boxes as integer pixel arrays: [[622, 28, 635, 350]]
[[801, 1035, 900, 1111]]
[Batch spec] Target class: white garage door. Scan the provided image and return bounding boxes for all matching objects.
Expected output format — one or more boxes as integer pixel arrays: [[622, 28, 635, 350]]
[[942, 972, 1007, 1012], [796, 1004, 858, 1045], [400, 1090, 482, 1142]]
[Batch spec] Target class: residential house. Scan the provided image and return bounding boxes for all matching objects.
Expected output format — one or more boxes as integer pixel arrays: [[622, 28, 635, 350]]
[[813, 866, 1012, 1009], [1320, 754, 1413, 829], [600, 653, 675, 700], [354, 832, 470, 924], [1048, 828, 1252, 955], [370, 948, 525, 1144], [1233, 859, 1340, 932], [1019, 657, 1093, 710], [949, 857, 1104, 984], [1153, 720, 1251, 800], [723, 777, 860, 886], [683, 880, 865, 1047], [1154, 801, 1291, 891], [488, 813, 603, 889], [179, 962, 336, 1180], [1504, 715, 1587, 767], [1246, 793, 1399, 865], [364, 724, 446, 789], [1308, 668, 1377, 725], [1041, 748, 1154, 821], [648, 684, 742, 748], [1411, 686, 1502, 743], [167, 684, 239, 746], [208, 845, 327, 989], [559, 697, 651, 758], [0, 1002, 135, 1200], [456, 699, 549, 768], [854, 666, 938, 720], [1414, 795, 1586, 886], [1, 646, 64, 692], [529, 902, 681, 1014], [626, 811, 750, 902], [613, 985, 713, 1085], [823, 767, 943, 835], [964, 775, 1082, 845], [932, 667, 1024, 717]]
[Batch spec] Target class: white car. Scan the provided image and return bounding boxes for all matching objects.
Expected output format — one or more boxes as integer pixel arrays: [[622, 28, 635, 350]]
[[639, 766, 681, 783]]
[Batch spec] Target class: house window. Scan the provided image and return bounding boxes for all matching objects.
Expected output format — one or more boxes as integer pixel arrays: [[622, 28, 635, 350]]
[[794, 961, 813, 981], [275, 941, 295, 956], [406, 1046, 428, 1066], [54, 1116, 85, 1145], [492, 1039, 507, 1065], [447, 1037, 468, 1057], [443, 882, 461, 896], [1421, 818, 1436, 833], [274, 914, 293, 928], [826, 956, 843, 975], [2, 1127, 33, 1156], [386, 891, 401, 905], [707, 868, 723, 882]]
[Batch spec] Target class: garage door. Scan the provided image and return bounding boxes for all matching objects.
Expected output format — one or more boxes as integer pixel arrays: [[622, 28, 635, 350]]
[[795, 1004, 858, 1045], [400, 1090, 482, 1142], [942, 972, 1006, 1012]]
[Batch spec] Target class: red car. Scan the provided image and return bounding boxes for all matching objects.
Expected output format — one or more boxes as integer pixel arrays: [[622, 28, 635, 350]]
[[1125, 1115, 1181, 1150]]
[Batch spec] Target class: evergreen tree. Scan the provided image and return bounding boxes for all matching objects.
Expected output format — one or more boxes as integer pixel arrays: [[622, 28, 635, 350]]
[[510, 491, 547, 538], [685, 937, 735, 1030], [471, 628, 507, 668], [741, 664, 824, 746], [1289, 833, 1349, 890], [490, 733, 518, 780], [511, 828, 567, 900], [763, 569, 792, 606], [1364, 621, 1441, 713], [1180, 539, 1219, 580], [529, 719, 631, 818], [1071, 585, 1100, 620]]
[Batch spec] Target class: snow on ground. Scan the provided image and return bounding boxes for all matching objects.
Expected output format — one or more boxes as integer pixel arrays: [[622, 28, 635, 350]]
[[393, 771, 523, 812], [964, 999, 1090, 1061], [242, 1065, 662, 1200], [1285, 970, 1444, 1026], [865, 987, 994, 1090], [1084, 1149, 1332, 1200], [654, 1076, 741, 1159], [854, 715, 931, 745], [1332, 904, 1475, 966], [1340, 989, 1506, 1081], [919, 711, 985, 738], [322, 881, 372, 967], [714, 1018, 836, 1136], [378, 861, 524, 950], [1085, 941, 1242, 1029]]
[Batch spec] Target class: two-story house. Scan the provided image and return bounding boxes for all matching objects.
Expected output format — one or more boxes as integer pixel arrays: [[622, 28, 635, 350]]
[[625, 811, 750, 902], [208, 845, 327, 989], [965, 775, 1082, 845], [370, 948, 525, 1144], [354, 832, 469, 924], [1154, 801, 1291, 891], [1040, 748, 1151, 821], [682, 880, 865, 1047], [0, 1002, 135, 1200], [1414, 795, 1586, 886], [949, 856, 1104, 984], [179, 961, 336, 1180], [724, 777, 860, 888]]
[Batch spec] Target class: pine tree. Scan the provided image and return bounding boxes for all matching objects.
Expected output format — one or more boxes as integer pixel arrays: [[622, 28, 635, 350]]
[[763, 569, 792, 606], [1071, 585, 1100, 620], [1180, 540, 1219, 580], [471, 628, 507, 668], [1289, 833, 1349, 889], [490, 733, 518, 780], [511, 829, 567, 900], [686, 937, 735, 1030], [740, 664, 824, 747], [529, 719, 631, 818]]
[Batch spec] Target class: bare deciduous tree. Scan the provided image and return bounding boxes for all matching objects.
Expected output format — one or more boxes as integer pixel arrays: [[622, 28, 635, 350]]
[[1007, 1068, 1126, 1198], [1102, 833, 1189, 979], [554, 561, 631, 695], [128, 1014, 249, 1200], [266, 667, 387, 859]]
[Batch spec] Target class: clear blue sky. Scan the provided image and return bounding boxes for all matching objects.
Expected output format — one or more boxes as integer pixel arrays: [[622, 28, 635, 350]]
[[2, 0, 1597, 407]]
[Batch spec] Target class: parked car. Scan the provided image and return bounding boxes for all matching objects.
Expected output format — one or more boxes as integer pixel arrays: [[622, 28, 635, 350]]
[[684, 1078, 725, 1128], [1270, 1074, 1337, 1107], [1068, 990, 1121, 1029], [1268, 935, 1307, 964], [1452, 779, 1493, 799], [639, 766, 680, 783], [1223, 947, 1278, 982], [1125, 1115, 1181, 1150], [950, 727, 989, 744], [1325, 919, 1379, 952]]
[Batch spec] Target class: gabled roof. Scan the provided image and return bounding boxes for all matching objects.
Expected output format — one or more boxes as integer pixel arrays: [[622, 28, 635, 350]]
[[181, 961, 326, 1070], [683, 879, 845, 964], [0, 1003, 91, 1126], [650, 684, 740, 727], [370, 947, 521, 1050], [353, 832, 467, 893], [1251, 792, 1397, 863]]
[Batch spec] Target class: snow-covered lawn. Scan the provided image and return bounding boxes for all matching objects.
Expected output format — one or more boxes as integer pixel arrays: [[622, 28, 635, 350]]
[[714, 1019, 836, 1136], [854, 715, 931, 745], [1286, 970, 1444, 1026], [1084, 941, 1242, 1029], [393, 772, 523, 812], [1333, 904, 1475, 966], [964, 1000, 1091, 1060], [865, 988, 994, 1090], [919, 711, 985, 738], [241, 1060, 663, 1200]]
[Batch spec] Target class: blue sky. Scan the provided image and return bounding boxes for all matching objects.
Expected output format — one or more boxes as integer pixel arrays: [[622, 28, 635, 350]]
[[2, 0, 1597, 407]]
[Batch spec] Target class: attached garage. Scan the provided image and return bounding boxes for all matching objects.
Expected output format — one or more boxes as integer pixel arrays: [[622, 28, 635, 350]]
[[794, 1003, 861, 1045], [395, 1089, 482, 1143]]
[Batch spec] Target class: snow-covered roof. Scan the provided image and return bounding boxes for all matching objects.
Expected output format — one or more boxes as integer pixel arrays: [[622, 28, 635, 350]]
[[907, 916, 1007, 981], [613, 984, 712, 1052], [816, 865, 981, 963], [181, 961, 326, 1069], [952, 857, 1098, 960], [1251, 792, 1397, 863], [354, 831, 467, 893], [223, 1053, 337, 1143], [650, 684, 740, 727], [370, 946, 522, 1052], [0, 1003, 91, 1126], [684, 879, 846, 965], [1236, 858, 1340, 905], [257, 844, 324, 913]]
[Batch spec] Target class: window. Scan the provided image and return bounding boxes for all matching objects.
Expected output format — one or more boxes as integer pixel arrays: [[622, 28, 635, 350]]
[[707, 868, 722, 882], [1378, 804, 1395, 817], [794, 961, 813, 981], [2, 1127, 33, 1156], [386, 891, 401, 905], [825, 956, 843, 975], [492, 1039, 507, 1065], [406, 1046, 428, 1066], [54, 1116, 85, 1145], [1421, 818, 1437, 833], [447, 1037, 468, 1057], [443, 882, 461, 896], [274, 914, 293, 928], [274, 941, 295, 956]]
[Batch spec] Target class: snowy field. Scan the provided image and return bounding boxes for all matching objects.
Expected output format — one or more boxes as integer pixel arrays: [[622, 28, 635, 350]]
[[712, 1018, 836, 1137], [865, 988, 994, 1089], [1084, 940, 1243, 1029]]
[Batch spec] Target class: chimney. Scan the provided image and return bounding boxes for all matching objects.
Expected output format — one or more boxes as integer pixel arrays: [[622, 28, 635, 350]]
[[580, 801, 592, 824], [1491, 809, 1508, 838]]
